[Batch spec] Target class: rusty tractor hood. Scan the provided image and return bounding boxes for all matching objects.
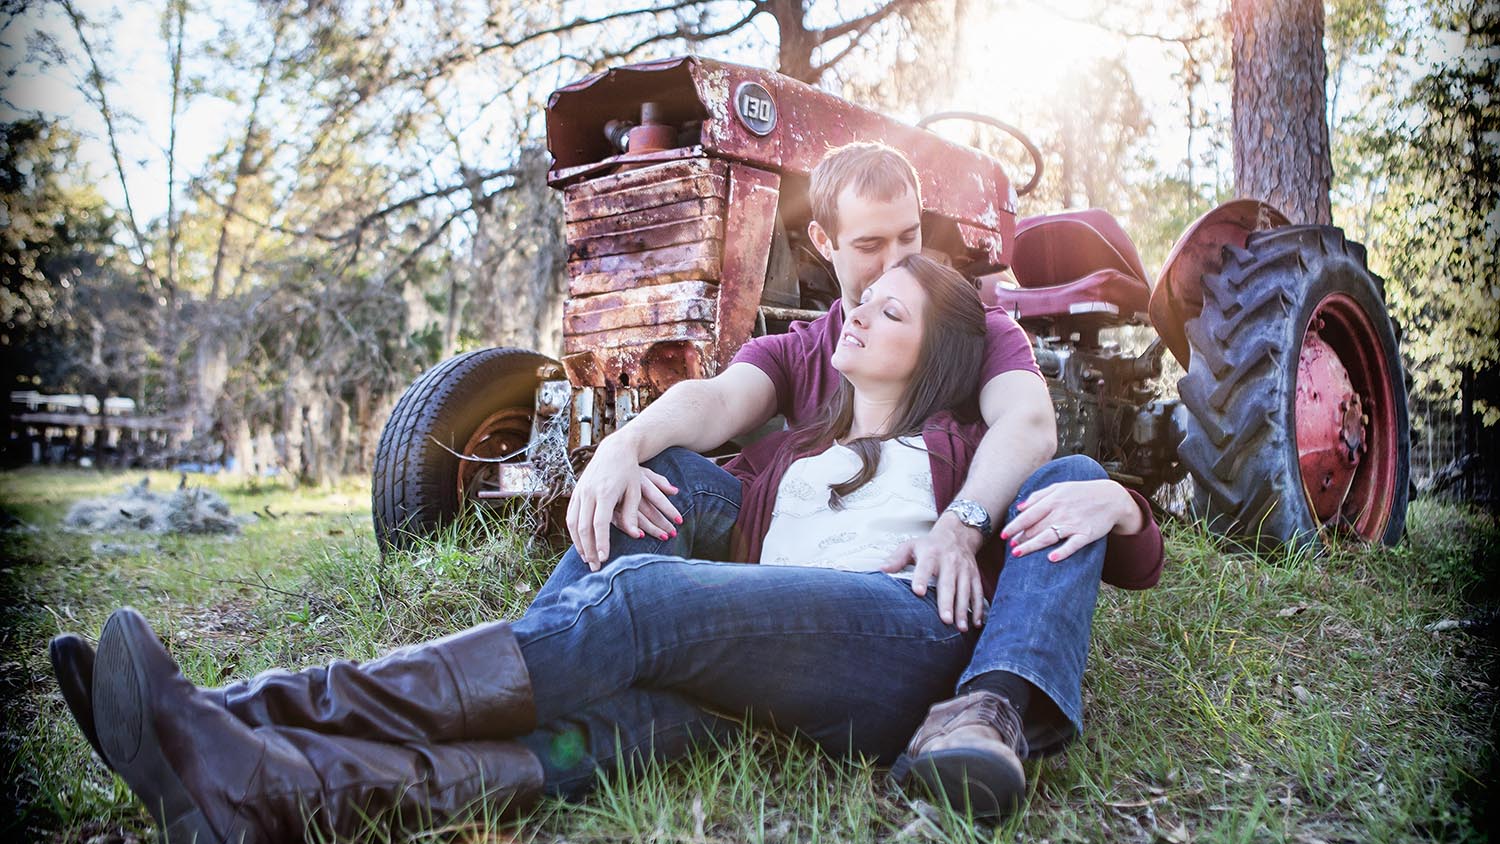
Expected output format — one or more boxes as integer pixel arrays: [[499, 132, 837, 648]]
[[546, 56, 1016, 267]]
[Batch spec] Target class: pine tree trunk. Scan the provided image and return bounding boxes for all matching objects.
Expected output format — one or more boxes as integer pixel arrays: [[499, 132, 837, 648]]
[[1229, 0, 1332, 225]]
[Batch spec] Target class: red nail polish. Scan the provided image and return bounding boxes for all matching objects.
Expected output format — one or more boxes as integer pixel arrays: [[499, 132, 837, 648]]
[[674, 516, 684, 525], [1000, 531, 1010, 540], [671, 529, 678, 538]]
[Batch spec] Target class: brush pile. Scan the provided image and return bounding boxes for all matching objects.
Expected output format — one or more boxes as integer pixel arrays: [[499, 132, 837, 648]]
[[65, 477, 244, 535]]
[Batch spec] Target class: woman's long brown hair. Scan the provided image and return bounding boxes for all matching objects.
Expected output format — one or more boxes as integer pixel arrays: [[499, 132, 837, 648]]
[[787, 253, 987, 509]]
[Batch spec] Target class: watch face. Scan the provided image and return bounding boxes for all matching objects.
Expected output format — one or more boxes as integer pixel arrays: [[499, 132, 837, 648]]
[[948, 500, 990, 533]]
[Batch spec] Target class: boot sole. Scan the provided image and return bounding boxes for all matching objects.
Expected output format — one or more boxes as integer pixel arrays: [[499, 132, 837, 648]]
[[49, 635, 110, 768], [95, 610, 222, 844], [894, 748, 1025, 820]]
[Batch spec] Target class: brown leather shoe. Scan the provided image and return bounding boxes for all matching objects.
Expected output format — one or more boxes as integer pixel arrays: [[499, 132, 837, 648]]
[[49, 633, 109, 769], [93, 607, 543, 843], [890, 691, 1029, 820]]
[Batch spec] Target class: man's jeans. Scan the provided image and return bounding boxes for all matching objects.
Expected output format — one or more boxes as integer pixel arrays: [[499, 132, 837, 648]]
[[514, 448, 1106, 796]]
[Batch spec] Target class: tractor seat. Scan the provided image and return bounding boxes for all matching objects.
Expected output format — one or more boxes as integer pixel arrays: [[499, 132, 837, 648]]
[[982, 209, 1152, 322]]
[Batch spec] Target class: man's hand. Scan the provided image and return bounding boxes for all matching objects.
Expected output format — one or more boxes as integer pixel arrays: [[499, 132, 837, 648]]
[[882, 514, 987, 631], [565, 440, 682, 569]]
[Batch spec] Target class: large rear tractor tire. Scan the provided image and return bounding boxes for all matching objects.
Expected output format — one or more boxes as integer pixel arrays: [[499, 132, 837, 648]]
[[1178, 226, 1410, 548], [372, 347, 558, 553]]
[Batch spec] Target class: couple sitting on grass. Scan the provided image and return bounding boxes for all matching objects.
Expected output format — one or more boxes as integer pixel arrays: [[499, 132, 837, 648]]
[[49, 143, 1163, 842]]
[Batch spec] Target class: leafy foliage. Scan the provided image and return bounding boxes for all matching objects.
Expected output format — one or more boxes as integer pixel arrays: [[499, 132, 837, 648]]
[[0, 119, 160, 400], [1333, 0, 1499, 422]]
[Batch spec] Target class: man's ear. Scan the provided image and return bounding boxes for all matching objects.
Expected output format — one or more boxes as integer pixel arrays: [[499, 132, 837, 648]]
[[808, 219, 835, 261]]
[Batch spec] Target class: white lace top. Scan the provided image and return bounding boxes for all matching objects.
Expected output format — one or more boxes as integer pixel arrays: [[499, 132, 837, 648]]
[[758, 436, 936, 578]]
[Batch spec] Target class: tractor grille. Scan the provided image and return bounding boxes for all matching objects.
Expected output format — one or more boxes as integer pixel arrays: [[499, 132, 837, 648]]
[[562, 156, 728, 357]]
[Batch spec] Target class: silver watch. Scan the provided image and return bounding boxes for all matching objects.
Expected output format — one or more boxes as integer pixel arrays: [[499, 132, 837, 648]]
[[943, 498, 994, 538]]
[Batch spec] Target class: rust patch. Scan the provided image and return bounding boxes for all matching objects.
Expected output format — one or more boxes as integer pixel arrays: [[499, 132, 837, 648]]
[[563, 158, 727, 219], [567, 240, 723, 287], [567, 196, 726, 240], [567, 279, 715, 310], [564, 174, 728, 220], [569, 263, 720, 297], [564, 323, 714, 355], [568, 215, 723, 261], [562, 341, 709, 390], [565, 296, 716, 335], [639, 341, 708, 392], [713, 163, 781, 370]]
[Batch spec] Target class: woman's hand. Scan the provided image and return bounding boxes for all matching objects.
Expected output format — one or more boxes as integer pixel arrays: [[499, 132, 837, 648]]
[[1000, 479, 1143, 563]]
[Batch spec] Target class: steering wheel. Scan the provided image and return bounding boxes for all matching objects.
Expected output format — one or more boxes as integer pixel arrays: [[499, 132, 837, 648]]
[[917, 111, 1045, 197]]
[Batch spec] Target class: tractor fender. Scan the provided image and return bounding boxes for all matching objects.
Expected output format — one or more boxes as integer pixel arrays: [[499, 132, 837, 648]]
[[1149, 199, 1291, 368]]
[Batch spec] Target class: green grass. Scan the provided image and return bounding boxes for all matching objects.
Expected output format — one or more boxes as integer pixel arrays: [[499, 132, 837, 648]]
[[2, 466, 1494, 842]]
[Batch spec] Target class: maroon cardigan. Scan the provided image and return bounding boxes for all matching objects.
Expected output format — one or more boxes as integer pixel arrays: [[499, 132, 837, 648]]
[[724, 411, 1164, 600]]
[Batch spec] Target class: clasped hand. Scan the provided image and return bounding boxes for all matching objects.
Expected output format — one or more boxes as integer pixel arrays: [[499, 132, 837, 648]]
[[566, 442, 682, 569]]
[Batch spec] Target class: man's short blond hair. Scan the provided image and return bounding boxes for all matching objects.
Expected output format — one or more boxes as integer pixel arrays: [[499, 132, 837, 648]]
[[809, 142, 922, 246]]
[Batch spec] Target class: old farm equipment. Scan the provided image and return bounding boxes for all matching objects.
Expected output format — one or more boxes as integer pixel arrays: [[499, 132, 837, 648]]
[[372, 57, 1409, 553]]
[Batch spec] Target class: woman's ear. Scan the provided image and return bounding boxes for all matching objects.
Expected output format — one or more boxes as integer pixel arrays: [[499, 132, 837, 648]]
[[808, 219, 835, 261]]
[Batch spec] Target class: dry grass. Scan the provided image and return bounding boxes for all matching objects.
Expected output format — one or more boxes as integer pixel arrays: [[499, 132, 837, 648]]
[[2, 466, 1494, 842]]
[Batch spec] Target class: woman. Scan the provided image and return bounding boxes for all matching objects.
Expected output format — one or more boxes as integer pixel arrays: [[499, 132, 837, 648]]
[[52, 255, 1161, 842]]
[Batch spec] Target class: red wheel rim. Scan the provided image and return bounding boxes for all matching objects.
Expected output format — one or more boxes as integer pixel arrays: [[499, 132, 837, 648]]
[[456, 408, 533, 500], [1293, 292, 1399, 540]]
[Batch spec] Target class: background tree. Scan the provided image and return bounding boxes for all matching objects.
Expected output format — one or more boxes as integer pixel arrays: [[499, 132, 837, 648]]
[[6, 0, 1493, 487], [1366, 0, 1498, 428], [1228, 0, 1332, 224]]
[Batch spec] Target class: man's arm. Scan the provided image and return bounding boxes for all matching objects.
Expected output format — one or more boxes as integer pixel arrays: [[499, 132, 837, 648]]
[[566, 362, 778, 567], [952, 369, 1058, 529], [884, 370, 1056, 630]]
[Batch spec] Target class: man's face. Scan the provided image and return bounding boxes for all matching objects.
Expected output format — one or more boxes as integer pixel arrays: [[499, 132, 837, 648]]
[[810, 184, 922, 311]]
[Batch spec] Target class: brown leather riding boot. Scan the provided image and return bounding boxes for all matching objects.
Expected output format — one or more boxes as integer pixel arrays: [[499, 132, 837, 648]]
[[275, 728, 544, 841], [94, 607, 543, 844], [213, 619, 536, 743]]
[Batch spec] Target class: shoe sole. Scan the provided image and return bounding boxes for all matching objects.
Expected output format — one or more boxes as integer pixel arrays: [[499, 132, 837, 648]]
[[95, 610, 222, 844], [894, 749, 1025, 820]]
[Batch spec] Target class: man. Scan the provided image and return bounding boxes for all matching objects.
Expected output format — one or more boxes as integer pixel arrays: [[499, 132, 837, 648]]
[[547, 142, 1162, 818]]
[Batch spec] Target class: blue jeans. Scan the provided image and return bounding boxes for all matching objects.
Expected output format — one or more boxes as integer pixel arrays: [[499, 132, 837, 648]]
[[514, 557, 975, 782], [515, 449, 1106, 795], [963, 454, 1107, 756], [518, 448, 745, 799]]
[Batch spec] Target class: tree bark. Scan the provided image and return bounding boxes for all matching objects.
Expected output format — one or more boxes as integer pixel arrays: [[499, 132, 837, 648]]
[[769, 0, 817, 82], [1230, 0, 1332, 225]]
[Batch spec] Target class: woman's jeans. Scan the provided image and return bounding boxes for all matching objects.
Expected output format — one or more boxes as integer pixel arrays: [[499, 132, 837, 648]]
[[516, 448, 1106, 797]]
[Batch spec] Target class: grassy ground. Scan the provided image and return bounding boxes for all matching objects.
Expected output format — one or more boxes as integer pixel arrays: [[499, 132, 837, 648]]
[[1, 465, 1495, 842]]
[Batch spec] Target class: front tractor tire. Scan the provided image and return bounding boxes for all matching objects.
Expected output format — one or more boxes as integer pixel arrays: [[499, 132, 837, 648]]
[[1178, 226, 1410, 548], [372, 347, 558, 553]]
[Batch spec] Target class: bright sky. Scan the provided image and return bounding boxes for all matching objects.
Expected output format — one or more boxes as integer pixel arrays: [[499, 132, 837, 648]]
[[3, 0, 1213, 223], [5, 0, 240, 219]]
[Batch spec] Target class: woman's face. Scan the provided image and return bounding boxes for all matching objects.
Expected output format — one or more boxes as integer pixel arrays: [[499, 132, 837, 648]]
[[830, 266, 928, 386]]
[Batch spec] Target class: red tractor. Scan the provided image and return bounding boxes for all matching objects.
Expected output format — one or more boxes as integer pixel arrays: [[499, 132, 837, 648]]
[[372, 57, 1409, 554]]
